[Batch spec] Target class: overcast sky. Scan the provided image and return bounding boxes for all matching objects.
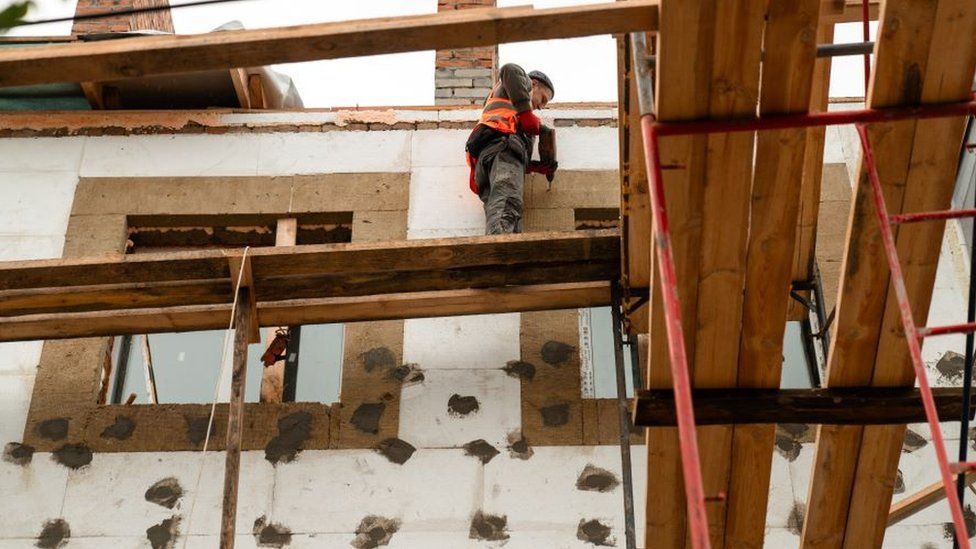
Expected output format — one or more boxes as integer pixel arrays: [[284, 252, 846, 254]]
[[8, 0, 872, 107]]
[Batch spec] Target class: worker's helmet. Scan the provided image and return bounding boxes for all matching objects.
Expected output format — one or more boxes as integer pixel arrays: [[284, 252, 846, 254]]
[[528, 70, 555, 99]]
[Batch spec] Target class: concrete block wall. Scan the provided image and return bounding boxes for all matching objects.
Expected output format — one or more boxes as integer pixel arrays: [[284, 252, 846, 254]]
[[0, 107, 969, 547], [435, 0, 497, 106]]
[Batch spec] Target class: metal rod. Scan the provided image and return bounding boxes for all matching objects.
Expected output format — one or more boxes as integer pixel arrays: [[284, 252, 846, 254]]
[[610, 282, 637, 549], [957, 117, 976, 547], [628, 333, 644, 392], [652, 99, 976, 137], [110, 334, 132, 404], [890, 208, 976, 224], [630, 32, 655, 116], [917, 322, 976, 339], [861, 0, 871, 94], [641, 115, 712, 549], [856, 123, 971, 549], [816, 41, 873, 58], [220, 286, 253, 549]]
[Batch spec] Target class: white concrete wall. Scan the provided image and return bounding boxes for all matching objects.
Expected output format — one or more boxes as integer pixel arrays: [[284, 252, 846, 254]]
[[0, 107, 969, 548]]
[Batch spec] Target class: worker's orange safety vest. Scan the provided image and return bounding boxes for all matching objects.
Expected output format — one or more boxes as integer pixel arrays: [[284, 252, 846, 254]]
[[478, 91, 518, 134]]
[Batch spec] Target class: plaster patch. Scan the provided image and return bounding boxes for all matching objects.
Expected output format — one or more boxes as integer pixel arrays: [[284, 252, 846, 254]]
[[351, 515, 401, 548], [252, 516, 292, 548], [463, 439, 500, 464], [2, 441, 34, 465], [52, 443, 92, 469], [503, 360, 536, 380], [361, 347, 397, 373], [577, 518, 615, 546], [145, 477, 183, 509], [576, 464, 620, 493], [894, 469, 905, 495], [903, 429, 928, 453], [183, 415, 213, 446], [36, 519, 70, 549], [787, 503, 805, 536], [942, 504, 976, 540], [390, 363, 424, 386], [351, 403, 386, 435], [375, 438, 416, 465], [37, 418, 68, 441], [448, 394, 480, 417], [541, 341, 576, 366], [100, 415, 135, 440], [146, 516, 180, 549], [264, 411, 313, 464], [469, 511, 509, 542], [507, 431, 533, 460], [936, 351, 965, 382], [541, 403, 571, 427]]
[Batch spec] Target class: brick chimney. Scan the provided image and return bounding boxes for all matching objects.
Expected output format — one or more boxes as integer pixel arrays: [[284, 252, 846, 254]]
[[435, 0, 498, 106], [72, 0, 174, 35]]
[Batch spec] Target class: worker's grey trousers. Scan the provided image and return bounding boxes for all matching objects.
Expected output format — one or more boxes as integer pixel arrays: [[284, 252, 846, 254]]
[[475, 134, 528, 235]]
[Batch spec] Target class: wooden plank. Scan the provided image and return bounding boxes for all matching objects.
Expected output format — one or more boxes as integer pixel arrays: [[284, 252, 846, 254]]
[[0, 1, 659, 87], [787, 22, 834, 321], [260, 218, 296, 404], [634, 387, 972, 426], [229, 68, 251, 109], [1, 282, 611, 342], [247, 74, 266, 109], [801, 1, 976, 547], [0, 230, 617, 290], [820, 0, 880, 24], [220, 285, 252, 549], [726, 1, 821, 546], [888, 472, 976, 526]]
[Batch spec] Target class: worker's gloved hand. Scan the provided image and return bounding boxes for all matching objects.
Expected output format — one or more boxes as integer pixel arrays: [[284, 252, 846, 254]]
[[517, 110, 542, 136]]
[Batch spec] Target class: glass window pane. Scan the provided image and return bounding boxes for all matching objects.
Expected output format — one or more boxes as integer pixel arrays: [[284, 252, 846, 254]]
[[295, 324, 344, 403], [781, 322, 814, 389], [581, 307, 633, 399]]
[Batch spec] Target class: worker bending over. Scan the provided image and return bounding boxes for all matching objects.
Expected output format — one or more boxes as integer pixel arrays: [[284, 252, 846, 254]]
[[465, 63, 557, 234]]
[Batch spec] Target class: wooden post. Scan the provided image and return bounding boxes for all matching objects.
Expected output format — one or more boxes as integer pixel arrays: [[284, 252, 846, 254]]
[[220, 285, 253, 549], [260, 218, 297, 403]]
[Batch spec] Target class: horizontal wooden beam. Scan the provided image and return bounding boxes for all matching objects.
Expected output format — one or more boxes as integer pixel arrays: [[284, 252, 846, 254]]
[[0, 230, 619, 317], [1, 282, 610, 342], [0, 1, 658, 88], [633, 387, 972, 426], [888, 472, 976, 526]]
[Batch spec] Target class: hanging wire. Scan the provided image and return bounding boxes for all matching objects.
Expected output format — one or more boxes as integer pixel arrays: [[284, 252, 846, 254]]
[[6, 0, 250, 29], [180, 246, 250, 549]]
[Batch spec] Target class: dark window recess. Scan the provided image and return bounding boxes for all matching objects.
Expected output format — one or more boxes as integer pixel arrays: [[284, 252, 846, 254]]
[[574, 208, 620, 230], [104, 213, 351, 405]]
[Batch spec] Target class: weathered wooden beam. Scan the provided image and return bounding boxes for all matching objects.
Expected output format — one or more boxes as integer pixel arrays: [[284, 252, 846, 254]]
[[0, 1, 659, 88], [220, 286, 253, 549], [888, 472, 976, 526], [0, 282, 610, 342], [260, 218, 296, 404], [634, 387, 973, 426]]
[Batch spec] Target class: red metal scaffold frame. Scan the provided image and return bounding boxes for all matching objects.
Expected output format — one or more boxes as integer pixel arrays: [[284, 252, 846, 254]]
[[632, 29, 976, 548]]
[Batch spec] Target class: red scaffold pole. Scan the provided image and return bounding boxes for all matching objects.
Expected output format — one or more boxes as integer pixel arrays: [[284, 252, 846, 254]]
[[640, 114, 712, 549], [856, 123, 971, 549]]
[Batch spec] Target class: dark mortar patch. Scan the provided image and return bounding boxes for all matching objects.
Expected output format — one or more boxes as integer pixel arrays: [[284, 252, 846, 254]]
[[937, 351, 966, 383], [894, 469, 905, 495], [541, 403, 570, 427], [464, 439, 500, 464], [52, 443, 92, 469], [100, 415, 135, 440], [146, 516, 180, 549], [503, 360, 536, 381], [351, 515, 401, 548], [265, 411, 313, 464], [507, 431, 533, 460], [541, 340, 576, 366], [351, 402, 386, 435], [37, 418, 68, 441], [448, 394, 480, 417], [774, 433, 802, 462], [577, 519, 614, 546], [469, 511, 509, 542], [943, 504, 976, 540], [361, 347, 397, 373], [145, 477, 183, 509], [184, 415, 215, 445], [787, 503, 805, 536], [252, 515, 293, 548], [3, 442, 34, 465], [375, 438, 416, 465], [577, 464, 620, 493], [777, 423, 814, 443], [36, 519, 70, 549], [903, 429, 928, 453], [390, 363, 424, 386]]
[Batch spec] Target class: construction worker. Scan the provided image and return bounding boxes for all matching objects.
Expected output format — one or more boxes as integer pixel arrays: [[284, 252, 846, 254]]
[[465, 64, 557, 234]]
